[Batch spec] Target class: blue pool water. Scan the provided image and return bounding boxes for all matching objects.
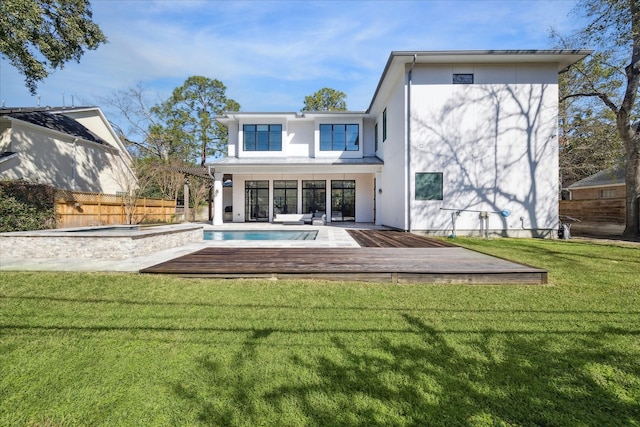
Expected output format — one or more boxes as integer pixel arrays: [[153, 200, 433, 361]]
[[204, 230, 318, 241]]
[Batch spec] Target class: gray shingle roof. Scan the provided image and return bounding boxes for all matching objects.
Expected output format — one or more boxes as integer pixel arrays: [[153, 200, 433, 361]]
[[0, 110, 105, 145], [568, 164, 625, 189]]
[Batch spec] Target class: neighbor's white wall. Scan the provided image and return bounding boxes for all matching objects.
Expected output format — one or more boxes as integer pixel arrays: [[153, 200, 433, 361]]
[[0, 122, 130, 194], [408, 63, 559, 236], [64, 110, 121, 150], [0, 121, 11, 151]]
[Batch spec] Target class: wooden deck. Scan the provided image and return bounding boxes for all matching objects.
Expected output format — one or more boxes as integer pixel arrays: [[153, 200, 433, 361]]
[[141, 230, 547, 284], [346, 229, 457, 248]]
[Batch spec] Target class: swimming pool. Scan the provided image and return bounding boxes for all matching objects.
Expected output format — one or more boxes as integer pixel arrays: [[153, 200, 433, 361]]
[[204, 230, 318, 241]]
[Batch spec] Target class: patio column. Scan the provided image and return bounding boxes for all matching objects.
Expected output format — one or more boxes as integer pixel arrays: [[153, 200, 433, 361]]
[[375, 171, 383, 226], [212, 172, 224, 225]]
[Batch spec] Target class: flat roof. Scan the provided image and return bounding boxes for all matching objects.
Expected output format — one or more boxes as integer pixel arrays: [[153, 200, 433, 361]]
[[367, 49, 593, 112]]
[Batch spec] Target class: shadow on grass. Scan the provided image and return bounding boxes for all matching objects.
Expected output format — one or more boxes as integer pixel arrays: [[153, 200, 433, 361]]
[[173, 315, 640, 426]]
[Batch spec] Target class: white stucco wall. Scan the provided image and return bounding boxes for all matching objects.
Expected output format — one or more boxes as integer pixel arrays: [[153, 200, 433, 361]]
[[375, 71, 408, 230], [408, 63, 559, 236], [287, 120, 313, 157]]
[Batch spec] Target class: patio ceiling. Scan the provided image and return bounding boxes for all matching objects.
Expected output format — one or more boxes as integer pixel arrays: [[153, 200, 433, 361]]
[[208, 156, 383, 174]]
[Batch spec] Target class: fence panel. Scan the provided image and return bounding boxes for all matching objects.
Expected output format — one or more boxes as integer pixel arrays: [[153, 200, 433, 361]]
[[56, 191, 176, 228], [559, 198, 625, 223]]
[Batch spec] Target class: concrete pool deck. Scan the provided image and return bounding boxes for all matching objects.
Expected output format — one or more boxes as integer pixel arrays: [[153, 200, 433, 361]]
[[0, 223, 365, 273]]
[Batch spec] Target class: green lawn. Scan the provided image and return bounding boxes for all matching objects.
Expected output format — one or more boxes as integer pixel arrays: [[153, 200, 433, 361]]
[[1, 238, 639, 426]]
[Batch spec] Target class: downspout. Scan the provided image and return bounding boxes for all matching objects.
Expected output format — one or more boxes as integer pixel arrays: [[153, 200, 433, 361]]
[[406, 54, 417, 231]]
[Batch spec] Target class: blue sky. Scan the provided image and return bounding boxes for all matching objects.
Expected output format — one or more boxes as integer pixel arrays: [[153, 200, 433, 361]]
[[1, 0, 584, 118]]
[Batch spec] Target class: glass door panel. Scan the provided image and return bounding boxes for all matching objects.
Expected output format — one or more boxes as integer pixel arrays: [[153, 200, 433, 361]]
[[245, 181, 269, 222], [302, 180, 326, 215], [331, 180, 355, 222]]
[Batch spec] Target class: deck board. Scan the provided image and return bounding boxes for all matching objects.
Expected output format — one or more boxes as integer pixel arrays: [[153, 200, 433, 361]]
[[346, 229, 456, 248], [141, 246, 548, 284]]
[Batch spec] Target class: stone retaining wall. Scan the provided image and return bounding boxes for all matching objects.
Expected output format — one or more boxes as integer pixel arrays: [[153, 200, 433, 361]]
[[0, 224, 203, 260]]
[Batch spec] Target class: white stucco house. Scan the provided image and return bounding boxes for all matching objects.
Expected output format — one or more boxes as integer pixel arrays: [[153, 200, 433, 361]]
[[0, 106, 135, 194], [209, 50, 591, 237]]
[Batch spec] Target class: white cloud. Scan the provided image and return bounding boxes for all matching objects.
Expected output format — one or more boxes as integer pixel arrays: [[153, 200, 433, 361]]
[[1, 0, 583, 116]]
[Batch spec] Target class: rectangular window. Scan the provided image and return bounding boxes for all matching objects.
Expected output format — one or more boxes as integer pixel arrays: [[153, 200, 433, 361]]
[[274, 180, 298, 214], [245, 180, 269, 221], [243, 124, 282, 151], [453, 73, 474, 84], [382, 108, 387, 142], [319, 124, 359, 151], [375, 122, 379, 152], [600, 189, 617, 199], [415, 172, 443, 200]]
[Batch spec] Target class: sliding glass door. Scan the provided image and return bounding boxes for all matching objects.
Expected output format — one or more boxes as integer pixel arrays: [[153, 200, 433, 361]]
[[302, 180, 326, 215], [245, 180, 269, 221], [331, 180, 355, 222]]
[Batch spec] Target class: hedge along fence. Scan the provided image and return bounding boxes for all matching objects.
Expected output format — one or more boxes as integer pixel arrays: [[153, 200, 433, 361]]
[[0, 181, 57, 232], [56, 190, 177, 228]]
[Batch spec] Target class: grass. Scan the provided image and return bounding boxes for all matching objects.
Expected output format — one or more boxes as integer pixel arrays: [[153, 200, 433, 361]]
[[1, 238, 639, 426]]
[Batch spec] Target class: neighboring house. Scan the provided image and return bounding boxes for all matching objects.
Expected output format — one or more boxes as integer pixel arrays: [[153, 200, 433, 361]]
[[560, 164, 626, 236], [0, 106, 134, 194], [567, 164, 626, 200], [210, 50, 591, 237]]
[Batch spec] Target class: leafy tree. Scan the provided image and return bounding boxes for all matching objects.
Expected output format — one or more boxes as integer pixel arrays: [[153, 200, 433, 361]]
[[153, 76, 240, 166], [558, 71, 624, 188], [302, 87, 347, 111], [554, 0, 640, 238], [0, 0, 107, 95]]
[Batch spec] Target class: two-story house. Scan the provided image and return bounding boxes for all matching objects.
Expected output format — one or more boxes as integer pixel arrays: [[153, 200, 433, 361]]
[[210, 50, 591, 237]]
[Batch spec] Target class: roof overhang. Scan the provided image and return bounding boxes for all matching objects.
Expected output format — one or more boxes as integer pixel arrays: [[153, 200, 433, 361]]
[[215, 111, 369, 126], [368, 49, 593, 112], [207, 156, 383, 174]]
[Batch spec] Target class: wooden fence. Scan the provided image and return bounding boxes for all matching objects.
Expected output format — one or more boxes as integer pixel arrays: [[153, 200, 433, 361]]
[[559, 198, 626, 224], [56, 190, 176, 228]]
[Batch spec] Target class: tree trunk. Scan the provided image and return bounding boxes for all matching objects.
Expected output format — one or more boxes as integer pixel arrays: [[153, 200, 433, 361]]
[[622, 129, 640, 238]]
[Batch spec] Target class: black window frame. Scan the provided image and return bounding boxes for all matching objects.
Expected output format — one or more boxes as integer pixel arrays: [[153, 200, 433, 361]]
[[374, 122, 379, 151], [382, 108, 387, 142], [243, 124, 282, 151], [273, 180, 298, 214], [415, 172, 444, 201], [319, 124, 359, 151], [453, 73, 474, 84]]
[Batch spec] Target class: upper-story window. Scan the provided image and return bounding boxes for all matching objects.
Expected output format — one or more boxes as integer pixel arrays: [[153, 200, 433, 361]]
[[453, 73, 474, 84], [375, 122, 379, 152], [243, 124, 282, 151], [382, 108, 387, 142], [320, 124, 359, 151]]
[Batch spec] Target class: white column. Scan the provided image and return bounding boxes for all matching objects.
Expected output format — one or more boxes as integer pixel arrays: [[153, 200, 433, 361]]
[[375, 171, 382, 226], [213, 172, 224, 225]]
